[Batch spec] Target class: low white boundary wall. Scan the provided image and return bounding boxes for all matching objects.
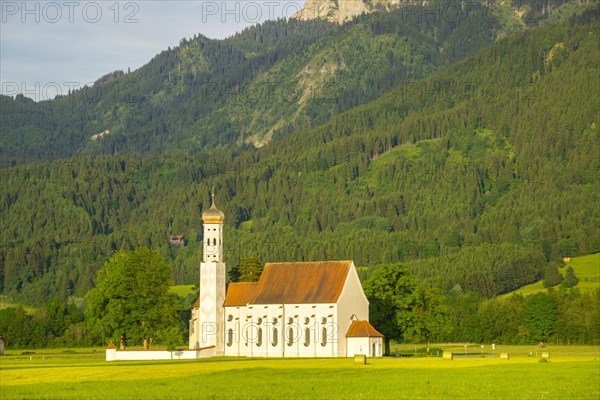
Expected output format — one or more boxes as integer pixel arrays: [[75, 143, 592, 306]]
[[106, 346, 216, 361]]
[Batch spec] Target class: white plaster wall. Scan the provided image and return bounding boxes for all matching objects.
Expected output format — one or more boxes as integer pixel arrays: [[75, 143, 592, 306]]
[[346, 337, 383, 357], [265, 303, 338, 358], [296, 304, 317, 358], [317, 304, 338, 357], [203, 222, 223, 262], [248, 304, 285, 358], [224, 302, 342, 358], [214, 263, 226, 355], [266, 305, 285, 357], [188, 307, 200, 349], [224, 306, 244, 356], [346, 337, 370, 357], [336, 262, 369, 356], [220, 302, 347, 358], [107, 347, 216, 361], [282, 305, 299, 357], [240, 305, 255, 357], [370, 337, 383, 357], [198, 261, 226, 353]]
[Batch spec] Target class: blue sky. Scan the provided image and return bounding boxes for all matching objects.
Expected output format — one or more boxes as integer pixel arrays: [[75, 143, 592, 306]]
[[0, 1, 306, 101]]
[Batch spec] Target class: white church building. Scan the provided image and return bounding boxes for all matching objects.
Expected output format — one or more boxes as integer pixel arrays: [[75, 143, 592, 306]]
[[189, 195, 383, 358]]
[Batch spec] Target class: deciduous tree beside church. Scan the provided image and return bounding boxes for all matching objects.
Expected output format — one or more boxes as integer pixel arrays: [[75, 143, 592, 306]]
[[85, 247, 179, 350], [363, 263, 417, 355]]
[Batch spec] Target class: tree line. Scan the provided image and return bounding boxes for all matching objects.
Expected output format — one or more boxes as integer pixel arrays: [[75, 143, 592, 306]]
[[1, 255, 597, 351]]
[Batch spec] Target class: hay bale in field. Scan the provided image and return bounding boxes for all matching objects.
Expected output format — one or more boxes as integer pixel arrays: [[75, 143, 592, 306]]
[[442, 351, 453, 360], [500, 353, 510, 360], [541, 352, 550, 359], [354, 354, 366, 365]]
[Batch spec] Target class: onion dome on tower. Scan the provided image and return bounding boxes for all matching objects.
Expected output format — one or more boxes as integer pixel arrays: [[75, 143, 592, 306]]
[[202, 191, 224, 224]]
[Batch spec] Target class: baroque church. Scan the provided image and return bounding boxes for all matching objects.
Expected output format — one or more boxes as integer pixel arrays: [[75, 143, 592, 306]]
[[189, 195, 383, 358]]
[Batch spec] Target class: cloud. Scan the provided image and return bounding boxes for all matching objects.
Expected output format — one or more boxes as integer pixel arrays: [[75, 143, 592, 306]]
[[0, 1, 306, 100]]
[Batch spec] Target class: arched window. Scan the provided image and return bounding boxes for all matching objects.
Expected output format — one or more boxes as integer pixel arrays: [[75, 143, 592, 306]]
[[213, 238, 217, 246], [304, 328, 310, 347], [321, 327, 327, 347], [257, 328, 263, 347], [272, 328, 278, 347], [287, 327, 294, 347], [227, 329, 233, 347]]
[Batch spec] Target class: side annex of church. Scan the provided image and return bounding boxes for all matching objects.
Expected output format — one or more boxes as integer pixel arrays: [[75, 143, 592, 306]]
[[189, 195, 383, 358]]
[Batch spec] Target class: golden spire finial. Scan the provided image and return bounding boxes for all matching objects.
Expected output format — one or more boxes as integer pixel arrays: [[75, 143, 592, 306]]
[[202, 186, 224, 223]]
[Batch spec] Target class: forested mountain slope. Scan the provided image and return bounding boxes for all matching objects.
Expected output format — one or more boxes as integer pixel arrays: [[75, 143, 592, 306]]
[[2, 1, 590, 163], [0, 19, 336, 162], [1, 10, 598, 305]]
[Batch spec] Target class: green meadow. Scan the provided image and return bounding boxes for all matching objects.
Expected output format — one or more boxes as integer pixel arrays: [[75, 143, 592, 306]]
[[169, 285, 197, 298], [0, 295, 36, 313], [502, 253, 600, 298], [1, 345, 598, 399]]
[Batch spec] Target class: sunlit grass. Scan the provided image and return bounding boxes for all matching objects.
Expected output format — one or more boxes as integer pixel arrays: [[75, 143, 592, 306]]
[[169, 285, 196, 298], [567, 253, 600, 290], [1, 345, 598, 399], [0, 295, 36, 313], [501, 253, 599, 298]]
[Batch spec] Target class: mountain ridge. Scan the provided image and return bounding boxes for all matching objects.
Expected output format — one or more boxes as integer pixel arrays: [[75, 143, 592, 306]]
[[1, 10, 598, 304], [2, 1, 596, 163]]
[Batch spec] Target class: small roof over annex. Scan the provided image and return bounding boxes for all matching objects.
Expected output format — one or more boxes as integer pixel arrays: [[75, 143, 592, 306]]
[[345, 320, 383, 338]]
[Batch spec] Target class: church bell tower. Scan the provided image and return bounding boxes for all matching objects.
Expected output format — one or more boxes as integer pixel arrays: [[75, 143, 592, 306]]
[[189, 191, 226, 353]]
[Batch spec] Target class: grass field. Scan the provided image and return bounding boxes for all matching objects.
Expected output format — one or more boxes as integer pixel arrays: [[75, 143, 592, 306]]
[[0, 295, 36, 313], [502, 253, 599, 298], [1, 345, 598, 399], [563, 253, 600, 291], [170, 285, 196, 298]]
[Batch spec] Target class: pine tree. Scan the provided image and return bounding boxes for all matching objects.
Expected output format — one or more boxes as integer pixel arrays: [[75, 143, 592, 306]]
[[560, 266, 579, 288], [237, 257, 263, 282], [543, 263, 563, 288]]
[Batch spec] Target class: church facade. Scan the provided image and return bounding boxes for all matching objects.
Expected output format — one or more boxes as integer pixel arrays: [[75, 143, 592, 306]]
[[189, 196, 383, 358]]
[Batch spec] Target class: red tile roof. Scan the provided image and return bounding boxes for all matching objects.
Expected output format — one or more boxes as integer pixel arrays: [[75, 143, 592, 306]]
[[255, 261, 352, 304], [345, 320, 383, 338], [223, 282, 260, 306], [223, 261, 352, 306]]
